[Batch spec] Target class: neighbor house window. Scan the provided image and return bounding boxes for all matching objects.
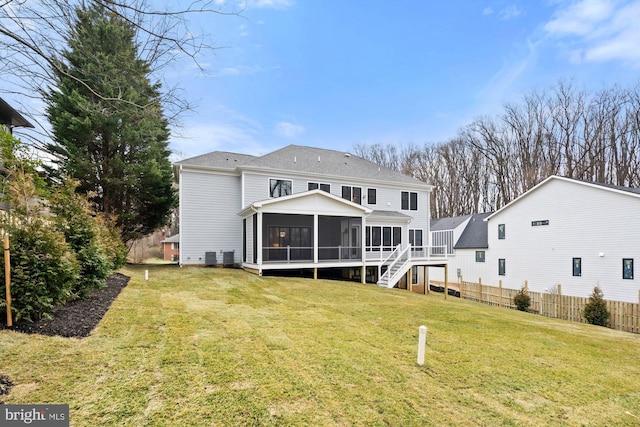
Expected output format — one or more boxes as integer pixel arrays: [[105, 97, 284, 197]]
[[401, 191, 418, 210], [623, 258, 634, 280], [476, 251, 485, 263], [498, 258, 506, 276], [172, 243, 179, 250], [269, 179, 292, 198], [367, 188, 377, 205], [342, 185, 362, 204], [498, 224, 505, 239], [573, 258, 582, 277], [308, 182, 330, 192]]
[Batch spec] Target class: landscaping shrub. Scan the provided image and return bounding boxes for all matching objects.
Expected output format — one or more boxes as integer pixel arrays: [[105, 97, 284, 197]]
[[584, 286, 610, 327], [0, 218, 80, 321], [513, 286, 531, 312], [50, 181, 112, 297]]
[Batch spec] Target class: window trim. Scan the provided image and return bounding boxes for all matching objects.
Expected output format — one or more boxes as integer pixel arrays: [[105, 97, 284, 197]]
[[475, 250, 485, 263], [341, 185, 362, 204], [269, 178, 292, 198], [401, 191, 417, 210], [623, 258, 634, 280], [308, 181, 331, 192], [367, 188, 377, 205], [498, 224, 506, 240], [572, 257, 582, 277]]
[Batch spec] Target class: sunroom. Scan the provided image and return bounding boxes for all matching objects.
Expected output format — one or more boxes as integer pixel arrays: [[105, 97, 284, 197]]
[[238, 190, 373, 273]]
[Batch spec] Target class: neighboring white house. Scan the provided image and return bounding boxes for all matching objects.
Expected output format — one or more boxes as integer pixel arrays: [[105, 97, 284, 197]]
[[432, 175, 640, 303], [174, 145, 448, 287]]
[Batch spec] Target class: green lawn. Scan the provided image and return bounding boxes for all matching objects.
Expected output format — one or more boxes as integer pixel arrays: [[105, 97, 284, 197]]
[[2, 265, 640, 426]]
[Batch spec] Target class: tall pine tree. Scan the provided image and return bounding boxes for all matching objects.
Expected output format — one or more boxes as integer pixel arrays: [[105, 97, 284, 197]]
[[46, 3, 177, 242]]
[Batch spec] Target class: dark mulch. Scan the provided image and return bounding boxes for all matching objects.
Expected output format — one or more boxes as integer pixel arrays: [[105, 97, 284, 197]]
[[0, 375, 12, 396], [0, 273, 130, 339]]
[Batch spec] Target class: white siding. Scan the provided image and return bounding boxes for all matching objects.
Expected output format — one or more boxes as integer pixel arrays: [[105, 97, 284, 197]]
[[485, 178, 640, 303], [180, 169, 242, 266]]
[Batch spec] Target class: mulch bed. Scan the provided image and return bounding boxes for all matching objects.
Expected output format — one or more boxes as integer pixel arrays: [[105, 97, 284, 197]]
[[0, 273, 130, 339]]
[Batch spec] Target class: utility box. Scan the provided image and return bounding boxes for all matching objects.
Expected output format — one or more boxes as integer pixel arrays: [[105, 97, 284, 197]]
[[205, 252, 217, 267], [223, 251, 234, 267]]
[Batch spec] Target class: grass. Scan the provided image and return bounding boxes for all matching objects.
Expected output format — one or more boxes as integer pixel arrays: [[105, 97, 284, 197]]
[[2, 265, 640, 426]]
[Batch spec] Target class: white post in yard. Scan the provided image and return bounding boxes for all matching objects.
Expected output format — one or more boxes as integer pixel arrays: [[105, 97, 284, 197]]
[[145, 269, 149, 281], [417, 325, 427, 365]]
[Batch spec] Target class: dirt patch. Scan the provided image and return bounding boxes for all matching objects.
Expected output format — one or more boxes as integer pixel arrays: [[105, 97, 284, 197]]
[[0, 273, 130, 338]]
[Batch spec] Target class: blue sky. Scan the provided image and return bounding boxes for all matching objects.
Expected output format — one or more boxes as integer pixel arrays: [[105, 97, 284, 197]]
[[166, 0, 640, 160]]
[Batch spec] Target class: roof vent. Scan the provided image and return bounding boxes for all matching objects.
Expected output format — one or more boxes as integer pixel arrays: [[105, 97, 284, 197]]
[[345, 153, 351, 158], [294, 156, 297, 163], [318, 156, 321, 162]]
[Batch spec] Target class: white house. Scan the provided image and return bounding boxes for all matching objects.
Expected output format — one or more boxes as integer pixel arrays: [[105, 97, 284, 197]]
[[174, 145, 448, 288], [484, 175, 640, 303], [433, 175, 640, 303]]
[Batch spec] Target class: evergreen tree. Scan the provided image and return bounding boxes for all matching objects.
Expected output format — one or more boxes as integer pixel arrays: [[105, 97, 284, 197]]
[[583, 286, 610, 327], [45, 3, 177, 242]]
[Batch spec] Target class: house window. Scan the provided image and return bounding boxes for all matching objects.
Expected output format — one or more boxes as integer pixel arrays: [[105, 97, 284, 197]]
[[366, 226, 401, 251], [573, 258, 582, 277], [400, 191, 418, 211], [623, 258, 634, 280], [498, 224, 505, 239], [367, 188, 377, 205], [342, 186, 362, 204], [411, 266, 418, 284], [498, 258, 506, 276], [401, 191, 418, 210], [172, 243, 179, 250], [475, 251, 485, 263], [409, 229, 423, 249], [269, 179, 292, 198], [308, 182, 330, 192]]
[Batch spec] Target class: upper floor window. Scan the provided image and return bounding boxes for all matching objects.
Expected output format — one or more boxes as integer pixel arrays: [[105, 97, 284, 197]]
[[308, 182, 331, 192], [498, 224, 506, 239], [401, 191, 417, 210], [269, 179, 292, 198], [367, 188, 377, 205], [342, 186, 362, 204], [476, 251, 485, 263]]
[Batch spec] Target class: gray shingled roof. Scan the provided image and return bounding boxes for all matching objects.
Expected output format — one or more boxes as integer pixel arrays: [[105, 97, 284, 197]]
[[369, 210, 412, 219], [178, 145, 427, 186], [430, 214, 471, 231], [454, 212, 491, 249], [176, 151, 256, 169], [161, 234, 180, 243]]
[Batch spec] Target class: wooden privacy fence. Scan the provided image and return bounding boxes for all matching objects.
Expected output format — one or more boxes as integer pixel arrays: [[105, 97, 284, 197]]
[[452, 279, 640, 334]]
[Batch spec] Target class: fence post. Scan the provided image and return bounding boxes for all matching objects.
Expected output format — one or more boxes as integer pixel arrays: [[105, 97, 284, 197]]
[[444, 264, 448, 300], [478, 277, 482, 303], [557, 284, 563, 320], [4, 234, 11, 327], [499, 280, 503, 308]]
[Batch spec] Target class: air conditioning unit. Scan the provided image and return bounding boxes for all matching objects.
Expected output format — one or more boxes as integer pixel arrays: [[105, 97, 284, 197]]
[[223, 251, 235, 267], [205, 252, 217, 267]]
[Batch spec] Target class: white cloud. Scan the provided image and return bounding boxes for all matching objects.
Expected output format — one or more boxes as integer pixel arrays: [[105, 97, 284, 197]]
[[499, 5, 522, 20], [273, 121, 305, 138], [208, 65, 262, 77], [483, 7, 494, 15], [544, 0, 640, 67]]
